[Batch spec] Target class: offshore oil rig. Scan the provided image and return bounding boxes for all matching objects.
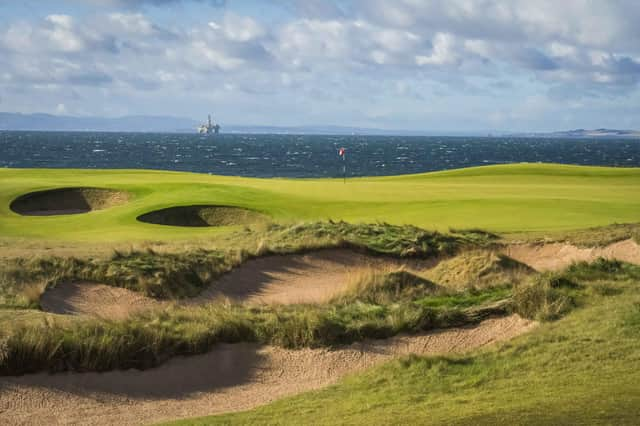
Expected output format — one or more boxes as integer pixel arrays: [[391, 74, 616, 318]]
[[197, 114, 220, 135]]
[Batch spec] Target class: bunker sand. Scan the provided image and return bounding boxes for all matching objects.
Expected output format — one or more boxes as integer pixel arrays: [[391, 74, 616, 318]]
[[505, 238, 640, 271], [39, 249, 431, 318], [194, 249, 430, 305], [38, 238, 640, 319], [0, 315, 535, 426], [10, 187, 129, 216], [39, 281, 161, 320]]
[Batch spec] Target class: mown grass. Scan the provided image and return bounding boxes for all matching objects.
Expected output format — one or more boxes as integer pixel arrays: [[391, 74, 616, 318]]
[[167, 259, 640, 425], [1, 164, 640, 243]]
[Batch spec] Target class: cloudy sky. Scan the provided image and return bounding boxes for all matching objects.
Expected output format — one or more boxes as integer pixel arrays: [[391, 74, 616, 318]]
[[1, 0, 639, 132]]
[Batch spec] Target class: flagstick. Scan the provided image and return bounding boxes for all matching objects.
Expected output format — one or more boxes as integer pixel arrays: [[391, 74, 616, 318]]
[[343, 154, 346, 184]]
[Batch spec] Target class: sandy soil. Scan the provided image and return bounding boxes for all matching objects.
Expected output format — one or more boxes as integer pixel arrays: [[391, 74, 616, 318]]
[[0, 314, 535, 426], [11, 187, 129, 217], [37, 238, 640, 319], [39, 249, 429, 318], [504, 238, 640, 271], [39, 282, 163, 320], [195, 249, 426, 305]]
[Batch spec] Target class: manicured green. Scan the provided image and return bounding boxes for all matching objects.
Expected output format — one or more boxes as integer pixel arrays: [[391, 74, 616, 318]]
[[166, 261, 640, 425], [1, 163, 639, 242]]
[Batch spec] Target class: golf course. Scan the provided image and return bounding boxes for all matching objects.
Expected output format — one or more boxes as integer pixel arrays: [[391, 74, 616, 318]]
[[1, 163, 639, 425], [1, 163, 640, 242]]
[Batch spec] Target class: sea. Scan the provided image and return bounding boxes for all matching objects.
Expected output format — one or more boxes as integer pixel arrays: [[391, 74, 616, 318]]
[[1, 131, 639, 178]]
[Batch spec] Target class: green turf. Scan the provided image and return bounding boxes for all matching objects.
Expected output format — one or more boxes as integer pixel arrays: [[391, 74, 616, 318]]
[[1, 163, 639, 242], [165, 262, 640, 425]]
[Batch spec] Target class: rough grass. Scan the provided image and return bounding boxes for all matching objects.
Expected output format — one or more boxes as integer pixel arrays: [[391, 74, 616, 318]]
[[333, 268, 442, 305], [512, 274, 577, 321], [0, 282, 510, 375], [166, 261, 640, 426], [425, 250, 533, 290], [0, 222, 469, 303], [251, 221, 474, 257], [0, 227, 600, 376], [0, 224, 634, 378], [0, 256, 614, 376], [505, 222, 640, 247], [0, 249, 239, 300]]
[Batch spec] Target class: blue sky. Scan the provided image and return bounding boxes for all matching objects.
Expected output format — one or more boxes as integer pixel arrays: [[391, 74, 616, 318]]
[[1, 0, 639, 132]]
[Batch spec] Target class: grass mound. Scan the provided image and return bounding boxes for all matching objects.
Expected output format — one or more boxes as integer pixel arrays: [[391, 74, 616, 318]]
[[426, 250, 534, 290], [565, 257, 640, 282], [334, 268, 442, 305], [0, 283, 513, 375], [0, 249, 240, 302], [512, 273, 578, 321], [2, 223, 624, 376], [252, 221, 474, 257], [0, 222, 468, 307], [9, 187, 129, 216], [511, 222, 640, 247]]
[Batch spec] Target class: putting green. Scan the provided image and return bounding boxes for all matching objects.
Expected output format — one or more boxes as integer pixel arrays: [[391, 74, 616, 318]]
[[0, 163, 639, 242]]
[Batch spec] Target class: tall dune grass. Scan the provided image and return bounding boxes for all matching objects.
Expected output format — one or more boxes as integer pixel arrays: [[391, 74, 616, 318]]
[[0, 222, 473, 305], [0, 272, 513, 375]]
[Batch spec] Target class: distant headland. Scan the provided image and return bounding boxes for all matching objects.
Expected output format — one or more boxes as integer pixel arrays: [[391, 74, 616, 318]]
[[508, 128, 640, 138], [0, 112, 638, 137]]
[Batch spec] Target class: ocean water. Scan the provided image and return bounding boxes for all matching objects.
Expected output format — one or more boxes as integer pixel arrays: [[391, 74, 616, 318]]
[[1, 131, 639, 178]]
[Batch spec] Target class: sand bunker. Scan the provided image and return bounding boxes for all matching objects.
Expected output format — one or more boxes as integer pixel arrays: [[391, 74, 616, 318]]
[[136, 205, 267, 227], [0, 314, 535, 426], [38, 237, 640, 320], [504, 238, 640, 271], [39, 250, 423, 318], [196, 249, 423, 305], [10, 187, 129, 216], [39, 282, 162, 320]]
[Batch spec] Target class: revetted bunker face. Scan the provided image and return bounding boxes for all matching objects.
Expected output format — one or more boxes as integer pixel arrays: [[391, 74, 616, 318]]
[[137, 205, 267, 227], [10, 187, 129, 216]]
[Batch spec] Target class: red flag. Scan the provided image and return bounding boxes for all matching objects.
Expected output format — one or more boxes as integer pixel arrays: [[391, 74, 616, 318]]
[[338, 147, 345, 157]]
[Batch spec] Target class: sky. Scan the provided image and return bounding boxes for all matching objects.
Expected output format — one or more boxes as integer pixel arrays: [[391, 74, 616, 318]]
[[0, 0, 639, 132]]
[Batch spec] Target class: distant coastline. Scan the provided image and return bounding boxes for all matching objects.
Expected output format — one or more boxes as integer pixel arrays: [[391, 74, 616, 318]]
[[507, 128, 640, 138], [0, 112, 638, 137]]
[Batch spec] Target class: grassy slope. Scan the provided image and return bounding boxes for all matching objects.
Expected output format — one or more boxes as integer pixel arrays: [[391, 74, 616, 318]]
[[0, 163, 639, 242], [170, 267, 640, 425]]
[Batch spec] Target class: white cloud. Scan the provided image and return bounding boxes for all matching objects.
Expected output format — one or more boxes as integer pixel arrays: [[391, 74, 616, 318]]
[[221, 13, 265, 42], [415, 33, 458, 66], [1, 1, 639, 129], [108, 13, 155, 35]]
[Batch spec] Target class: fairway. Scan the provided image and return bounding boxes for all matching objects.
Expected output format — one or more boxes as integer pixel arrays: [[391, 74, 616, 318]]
[[1, 163, 639, 242]]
